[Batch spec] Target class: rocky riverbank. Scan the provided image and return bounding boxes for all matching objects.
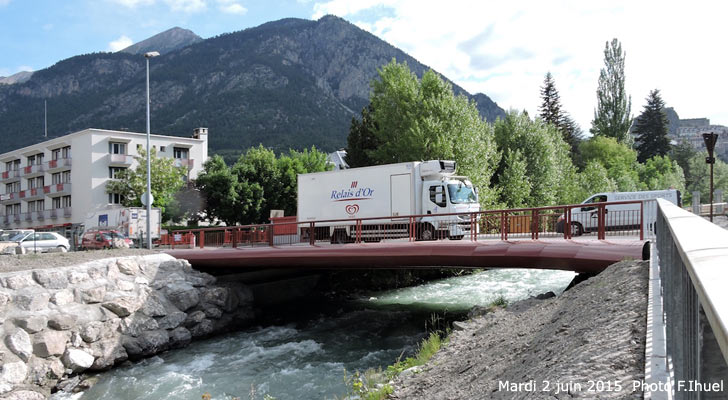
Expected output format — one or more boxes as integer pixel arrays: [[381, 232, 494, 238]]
[[390, 259, 648, 399], [0, 254, 254, 399]]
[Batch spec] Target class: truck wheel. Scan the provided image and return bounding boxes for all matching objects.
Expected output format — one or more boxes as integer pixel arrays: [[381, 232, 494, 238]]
[[331, 230, 348, 244], [570, 222, 583, 237], [419, 225, 435, 241]]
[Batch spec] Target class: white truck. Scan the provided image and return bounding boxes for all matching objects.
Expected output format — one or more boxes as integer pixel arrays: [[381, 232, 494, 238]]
[[557, 189, 681, 235], [297, 160, 480, 243], [84, 207, 162, 242]]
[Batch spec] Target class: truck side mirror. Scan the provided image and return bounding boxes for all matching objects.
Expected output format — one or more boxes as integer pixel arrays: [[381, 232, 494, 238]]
[[435, 193, 444, 204], [435, 186, 444, 194]]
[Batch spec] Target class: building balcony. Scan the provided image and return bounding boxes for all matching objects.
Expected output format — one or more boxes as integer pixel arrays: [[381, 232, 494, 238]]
[[1, 169, 21, 182], [0, 192, 20, 203], [21, 164, 45, 177], [43, 183, 72, 195], [64, 207, 72, 217], [108, 154, 134, 166], [35, 210, 45, 221], [46, 158, 72, 171], [2, 215, 9, 225], [49, 209, 58, 219], [23, 212, 33, 222], [19, 188, 44, 200], [13, 214, 20, 223], [174, 158, 194, 169]]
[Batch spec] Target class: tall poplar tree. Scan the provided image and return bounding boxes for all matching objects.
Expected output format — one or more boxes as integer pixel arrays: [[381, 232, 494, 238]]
[[634, 89, 671, 163], [591, 38, 632, 144]]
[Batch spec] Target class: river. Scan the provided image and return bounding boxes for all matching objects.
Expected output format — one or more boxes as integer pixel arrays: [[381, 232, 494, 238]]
[[57, 268, 576, 400]]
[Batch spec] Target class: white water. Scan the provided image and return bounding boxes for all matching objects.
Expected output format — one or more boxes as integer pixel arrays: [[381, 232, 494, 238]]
[[59, 268, 576, 400]]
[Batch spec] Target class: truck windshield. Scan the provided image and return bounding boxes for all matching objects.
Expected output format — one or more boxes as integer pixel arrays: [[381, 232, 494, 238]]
[[447, 183, 477, 204]]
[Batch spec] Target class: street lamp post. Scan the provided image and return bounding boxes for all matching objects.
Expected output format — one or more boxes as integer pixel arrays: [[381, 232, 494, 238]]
[[144, 51, 159, 249]]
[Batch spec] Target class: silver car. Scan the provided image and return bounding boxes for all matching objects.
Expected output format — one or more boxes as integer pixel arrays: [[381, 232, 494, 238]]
[[18, 232, 70, 253]]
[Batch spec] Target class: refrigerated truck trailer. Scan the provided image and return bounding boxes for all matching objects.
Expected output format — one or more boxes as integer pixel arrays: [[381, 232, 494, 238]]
[[297, 160, 480, 243]]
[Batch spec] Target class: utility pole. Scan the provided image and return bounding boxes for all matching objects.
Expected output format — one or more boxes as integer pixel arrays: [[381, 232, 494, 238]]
[[703, 132, 718, 222]]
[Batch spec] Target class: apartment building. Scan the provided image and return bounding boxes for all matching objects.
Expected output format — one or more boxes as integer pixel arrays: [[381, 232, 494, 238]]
[[0, 127, 208, 236]]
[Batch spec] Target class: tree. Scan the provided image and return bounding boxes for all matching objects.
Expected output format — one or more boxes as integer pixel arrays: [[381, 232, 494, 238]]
[[539, 72, 562, 125], [575, 161, 617, 202], [498, 149, 531, 208], [638, 155, 685, 192], [105, 148, 186, 221], [493, 111, 576, 207], [356, 59, 500, 205], [684, 151, 728, 205], [591, 38, 632, 144], [195, 146, 331, 225], [194, 155, 241, 225], [539, 72, 582, 160], [670, 140, 697, 183], [579, 136, 640, 191], [634, 89, 671, 163], [345, 104, 380, 168]]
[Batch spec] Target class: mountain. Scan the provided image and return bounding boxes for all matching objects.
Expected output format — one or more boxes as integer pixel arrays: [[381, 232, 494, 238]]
[[0, 71, 33, 85], [0, 16, 506, 156], [120, 27, 202, 56]]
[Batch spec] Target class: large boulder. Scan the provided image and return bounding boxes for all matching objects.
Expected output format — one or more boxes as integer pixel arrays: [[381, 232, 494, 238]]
[[102, 296, 141, 317], [116, 259, 140, 275], [89, 338, 128, 370], [14, 316, 47, 334], [79, 286, 106, 304], [168, 327, 192, 349], [47, 314, 77, 331], [61, 349, 94, 372], [1, 390, 45, 400], [0, 362, 28, 384], [33, 331, 68, 358], [120, 315, 159, 337], [189, 319, 214, 338], [32, 270, 69, 290], [157, 312, 187, 330], [50, 290, 75, 306], [14, 292, 50, 312], [164, 282, 199, 311], [3, 274, 36, 290], [5, 329, 32, 362]]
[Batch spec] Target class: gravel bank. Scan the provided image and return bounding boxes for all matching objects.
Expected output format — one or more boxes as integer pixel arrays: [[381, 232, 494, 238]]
[[0, 250, 157, 273], [391, 259, 648, 399]]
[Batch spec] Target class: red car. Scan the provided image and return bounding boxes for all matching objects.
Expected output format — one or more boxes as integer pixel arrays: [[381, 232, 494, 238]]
[[80, 230, 132, 250]]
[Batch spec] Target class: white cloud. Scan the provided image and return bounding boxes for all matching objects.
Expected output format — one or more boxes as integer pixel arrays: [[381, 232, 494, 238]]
[[108, 35, 134, 52], [0, 0, 12, 6], [163, 0, 207, 12], [217, 0, 246, 15], [311, 0, 728, 129], [111, 0, 155, 7]]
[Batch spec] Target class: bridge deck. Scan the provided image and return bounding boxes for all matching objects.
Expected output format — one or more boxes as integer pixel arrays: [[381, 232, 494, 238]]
[[166, 237, 647, 274]]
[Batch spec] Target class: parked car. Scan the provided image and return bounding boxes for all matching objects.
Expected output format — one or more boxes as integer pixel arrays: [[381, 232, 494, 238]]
[[80, 229, 132, 250], [18, 232, 70, 253], [0, 229, 35, 254]]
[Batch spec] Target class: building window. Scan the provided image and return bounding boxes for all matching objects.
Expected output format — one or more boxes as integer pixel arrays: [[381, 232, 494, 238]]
[[6, 160, 20, 171], [108, 193, 124, 204], [52, 197, 61, 209], [5, 205, 12, 215], [28, 200, 44, 212], [173, 147, 189, 159], [109, 167, 126, 179], [28, 178, 36, 189], [27, 155, 35, 167], [160, 146, 166, 152], [52, 148, 61, 161], [62, 171, 71, 183], [109, 142, 126, 155], [62, 195, 71, 208], [52, 173, 61, 185], [62, 146, 71, 159], [5, 182, 20, 194]]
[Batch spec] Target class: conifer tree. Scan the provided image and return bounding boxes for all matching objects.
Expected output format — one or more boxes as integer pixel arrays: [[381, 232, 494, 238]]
[[591, 38, 632, 144], [634, 89, 671, 163], [539, 72, 582, 160]]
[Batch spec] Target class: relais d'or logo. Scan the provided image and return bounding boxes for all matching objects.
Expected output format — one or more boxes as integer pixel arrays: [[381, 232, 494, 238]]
[[331, 181, 375, 217]]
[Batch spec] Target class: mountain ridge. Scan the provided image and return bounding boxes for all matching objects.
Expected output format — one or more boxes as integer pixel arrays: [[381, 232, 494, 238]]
[[0, 16, 505, 156]]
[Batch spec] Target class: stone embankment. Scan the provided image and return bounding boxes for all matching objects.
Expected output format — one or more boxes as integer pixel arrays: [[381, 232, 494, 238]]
[[391, 259, 648, 399], [0, 254, 254, 399]]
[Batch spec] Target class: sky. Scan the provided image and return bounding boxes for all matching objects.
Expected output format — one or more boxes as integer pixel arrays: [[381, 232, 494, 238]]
[[1, 0, 726, 133]]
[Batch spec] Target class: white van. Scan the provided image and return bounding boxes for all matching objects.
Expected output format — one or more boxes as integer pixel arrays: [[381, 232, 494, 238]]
[[557, 189, 681, 236]]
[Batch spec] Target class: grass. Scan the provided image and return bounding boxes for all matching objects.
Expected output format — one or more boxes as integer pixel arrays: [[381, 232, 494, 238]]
[[342, 328, 448, 400]]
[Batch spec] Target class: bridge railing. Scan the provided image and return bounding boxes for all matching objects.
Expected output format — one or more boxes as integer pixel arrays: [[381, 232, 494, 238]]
[[655, 198, 728, 398], [165, 200, 651, 249]]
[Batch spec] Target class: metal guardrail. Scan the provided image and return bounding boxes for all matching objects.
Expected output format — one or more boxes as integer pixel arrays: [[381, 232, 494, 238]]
[[165, 200, 650, 249], [655, 198, 728, 399]]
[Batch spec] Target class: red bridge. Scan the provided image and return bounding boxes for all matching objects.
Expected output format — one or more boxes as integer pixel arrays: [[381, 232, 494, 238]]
[[165, 200, 653, 274]]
